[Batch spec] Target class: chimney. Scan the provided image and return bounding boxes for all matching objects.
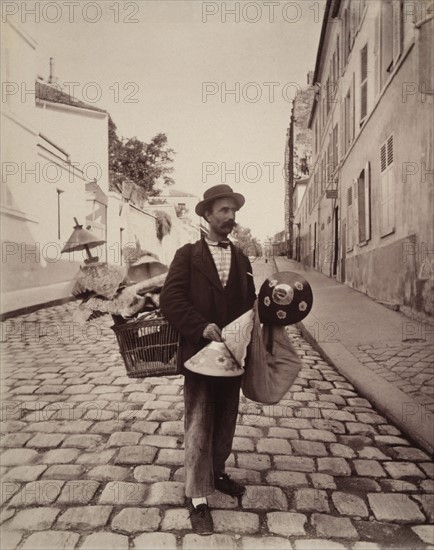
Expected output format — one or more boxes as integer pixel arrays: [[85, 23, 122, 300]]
[[48, 57, 58, 84], [307, 71, 314, 85]]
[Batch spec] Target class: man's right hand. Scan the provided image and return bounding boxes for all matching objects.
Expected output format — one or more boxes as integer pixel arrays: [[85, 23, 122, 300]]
[[202, 323, 223, 342]]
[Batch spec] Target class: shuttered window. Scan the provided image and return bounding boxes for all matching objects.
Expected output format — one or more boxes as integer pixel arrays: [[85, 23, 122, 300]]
[[360, 44, 368, 122], [380, 135, 395, 236], [374, 13, 380, 97], [333, 124, 339, 168], [344, 88, 351, 153], [392, 0, 403, 64], [344, 74, 356, 153], [327, 140, 333, 183], [346, 186, 353, 251], [357, 163, 371, 244], [365, 162, 371, 241]]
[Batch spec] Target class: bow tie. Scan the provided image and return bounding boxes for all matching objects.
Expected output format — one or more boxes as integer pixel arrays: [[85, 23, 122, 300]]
[[208, 240, 230, 249]]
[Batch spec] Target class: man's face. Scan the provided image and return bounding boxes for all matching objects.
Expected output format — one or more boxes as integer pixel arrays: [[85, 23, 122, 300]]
[[206, 197, 238, 237]]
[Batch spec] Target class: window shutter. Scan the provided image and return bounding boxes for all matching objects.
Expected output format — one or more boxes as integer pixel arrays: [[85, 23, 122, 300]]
[[353, 178, 358, 246], [327, 140, 333, 183], [347, 186, 353, 251], [374, 14, 380, 96], [365, 161, 371, 241], [381, 1, 394, 81], [333, 124, 339, 168], [387, 135, 394, 231], [380, 143, 387, 173], [358, 172, 366, 243], [380, 142, 388, 235], [380, 137, 395, 236], [361, 45, 368, 120], [351, 73, 356, 141], [387, 134, 394, 166], [392, 0, 403, 64], [350, 4, 356, 48]]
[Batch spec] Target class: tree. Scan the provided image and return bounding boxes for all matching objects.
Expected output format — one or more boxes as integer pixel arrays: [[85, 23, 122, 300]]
[[109, 116, 175, 196], [231, 224, 262, 257]]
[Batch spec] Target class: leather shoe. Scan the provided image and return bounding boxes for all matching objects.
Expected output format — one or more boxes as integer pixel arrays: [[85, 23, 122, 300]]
[[215, 473, 245, 496], [186, 499, 213, 535]]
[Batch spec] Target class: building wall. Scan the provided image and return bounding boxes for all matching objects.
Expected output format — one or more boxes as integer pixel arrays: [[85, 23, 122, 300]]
[[294, 0, 433, 320], [36, 101, 109, 193], [284, 85, 314, 247], [1, 21, 90, 314], [105, 196, 200, 270]]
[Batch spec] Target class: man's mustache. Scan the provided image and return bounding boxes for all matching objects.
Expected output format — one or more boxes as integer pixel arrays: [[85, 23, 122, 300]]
[[222, 221, 237, 229]]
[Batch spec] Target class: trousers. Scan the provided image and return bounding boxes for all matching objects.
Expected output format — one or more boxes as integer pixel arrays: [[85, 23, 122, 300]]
[[183, 372, 242, 498]]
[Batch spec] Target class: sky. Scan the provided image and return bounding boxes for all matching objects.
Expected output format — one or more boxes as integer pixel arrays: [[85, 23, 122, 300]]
[[22, 0, 325, 242]]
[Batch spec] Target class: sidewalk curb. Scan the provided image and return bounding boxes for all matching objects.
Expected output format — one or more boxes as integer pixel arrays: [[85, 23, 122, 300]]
[[297, 321, 434, 457], [0, 296, 76, 322]]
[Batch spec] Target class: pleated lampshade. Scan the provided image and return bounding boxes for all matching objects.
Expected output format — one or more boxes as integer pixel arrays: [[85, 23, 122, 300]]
[[61, 218, 106, 257]]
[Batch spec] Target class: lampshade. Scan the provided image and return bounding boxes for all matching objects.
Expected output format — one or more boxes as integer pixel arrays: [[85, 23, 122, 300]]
[[61, 218, 106, 254], [125, 252, 168, 284]]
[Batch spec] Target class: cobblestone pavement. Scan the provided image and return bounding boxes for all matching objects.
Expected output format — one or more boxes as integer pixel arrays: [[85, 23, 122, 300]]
[[1, 261, 434, 549], [273, 258, 434, 420], [352, 344, 434, 412]]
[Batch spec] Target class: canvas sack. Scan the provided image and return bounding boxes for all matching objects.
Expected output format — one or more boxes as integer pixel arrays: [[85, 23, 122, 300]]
[[242, 300, 302, 404]]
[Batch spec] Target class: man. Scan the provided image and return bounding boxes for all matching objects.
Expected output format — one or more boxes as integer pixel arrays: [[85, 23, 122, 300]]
[[160, 184, 256, 535]]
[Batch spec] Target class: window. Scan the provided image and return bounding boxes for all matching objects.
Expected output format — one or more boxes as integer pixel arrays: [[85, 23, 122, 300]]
[[357, 162, 371, 243], [380, 135, 395, 236], [332, 124, 339, 168], [381, 1, 393, 84], [380, 0, 403, 86], [327, 139, 333, 184], [325, 77, 331, 115], [343, 9, 350, 66], [373, 13, 380, 97], [360, 44, 368, 122], [344, 75, 355, 153], [346, 184, 353, 251], [344, 90, 351, 153], [331, 54, 336, 92], [392, 0, 403, 64]]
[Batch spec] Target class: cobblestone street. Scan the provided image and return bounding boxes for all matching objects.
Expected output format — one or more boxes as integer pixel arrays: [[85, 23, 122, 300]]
[[353, 344, 434, 411], [1, 261, 433, 550]]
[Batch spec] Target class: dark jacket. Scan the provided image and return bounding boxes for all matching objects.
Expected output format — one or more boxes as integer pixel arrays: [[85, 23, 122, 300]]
[[160, 238, 256, 373]]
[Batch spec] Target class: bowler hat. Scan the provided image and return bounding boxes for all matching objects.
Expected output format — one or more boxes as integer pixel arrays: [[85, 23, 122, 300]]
[[195, 184, 245, 217], [258, 271, 313, 325]]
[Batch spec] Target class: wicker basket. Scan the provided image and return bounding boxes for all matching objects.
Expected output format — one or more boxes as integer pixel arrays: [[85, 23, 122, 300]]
[[111, 313, 180, 378]]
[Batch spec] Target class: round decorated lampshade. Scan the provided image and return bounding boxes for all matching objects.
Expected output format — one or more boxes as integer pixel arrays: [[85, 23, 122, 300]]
[[258, 271, 313, 325]]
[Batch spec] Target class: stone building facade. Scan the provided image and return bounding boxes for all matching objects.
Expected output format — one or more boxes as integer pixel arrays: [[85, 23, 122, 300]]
[[294, 0, 433, 321]]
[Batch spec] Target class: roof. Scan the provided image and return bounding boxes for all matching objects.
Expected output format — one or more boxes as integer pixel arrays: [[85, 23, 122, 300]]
[[308, 0, 341, 128], [294, 177, 309, 187], [36, 81, 107, 114], [86, 181, 108, 205], [164, 188, 197, 198], [312, 0, 337, 84]]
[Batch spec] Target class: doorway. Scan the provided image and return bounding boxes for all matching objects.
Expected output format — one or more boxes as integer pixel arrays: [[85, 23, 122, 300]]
[[341, 220, 346, 282], [313, 222, 317, 268], [333, 206, 339, 277]]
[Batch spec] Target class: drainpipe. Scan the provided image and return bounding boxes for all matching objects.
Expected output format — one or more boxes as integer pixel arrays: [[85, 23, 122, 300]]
[[288, 107, 295, 259]]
